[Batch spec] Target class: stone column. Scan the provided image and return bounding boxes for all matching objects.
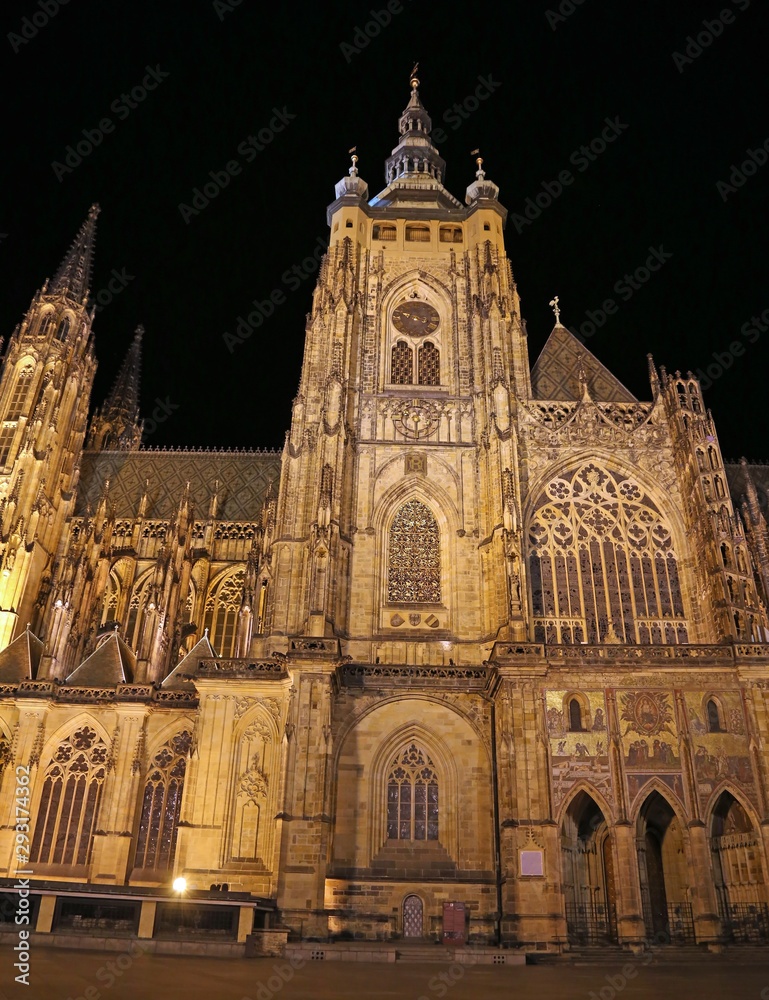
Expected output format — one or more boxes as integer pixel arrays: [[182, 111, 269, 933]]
[[688, 820, 721, 944], [89, 707, 147, 883], [275, 657, 336, 938]]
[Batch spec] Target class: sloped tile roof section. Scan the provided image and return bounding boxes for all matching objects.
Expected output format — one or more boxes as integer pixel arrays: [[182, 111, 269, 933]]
[[76, 448, 282, 520], [531, 325, 637, 402], [163, 633, 218, 689], [66, 632, 137, 686], [0, 626, 44, 682]]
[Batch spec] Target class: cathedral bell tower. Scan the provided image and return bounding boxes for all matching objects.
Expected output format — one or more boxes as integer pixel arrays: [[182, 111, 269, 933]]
[[262, 75, 531, 663], [0, 206, 99, 646]]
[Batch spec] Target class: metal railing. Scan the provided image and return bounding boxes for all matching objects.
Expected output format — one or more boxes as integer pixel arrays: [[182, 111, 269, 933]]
[[719, 901, 769, 943], [565, 901, 617, 945], [664, 902, 696, 944]]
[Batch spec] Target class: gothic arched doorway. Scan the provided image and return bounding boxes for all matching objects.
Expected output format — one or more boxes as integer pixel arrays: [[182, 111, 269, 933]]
[[403, 894, 424, 938], [710, 791, 769, 942], [636, 791, 693, 943], [560, 791, 617, 944]]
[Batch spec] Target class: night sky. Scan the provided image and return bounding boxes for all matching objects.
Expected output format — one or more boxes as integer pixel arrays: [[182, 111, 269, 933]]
[[3, 0, 768, 459]]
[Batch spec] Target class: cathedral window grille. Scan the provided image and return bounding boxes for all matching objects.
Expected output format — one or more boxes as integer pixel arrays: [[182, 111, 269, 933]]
[[29, 726, 107, 867], [6, 366, 34, 421], [388, 500, 440, 603], [56, 316, 70, 341], [391, 341, 413, 385], [528, 463, 688, 645], [203, 570, 245, 657], [133, 731, 191, 871], [417, 342, 440, 386], [386, 743, 439, 841]]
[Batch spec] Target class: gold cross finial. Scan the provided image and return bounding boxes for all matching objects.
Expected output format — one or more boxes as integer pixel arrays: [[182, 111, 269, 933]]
[[410, 63, 419, 89], [549, 296, 561, 325]]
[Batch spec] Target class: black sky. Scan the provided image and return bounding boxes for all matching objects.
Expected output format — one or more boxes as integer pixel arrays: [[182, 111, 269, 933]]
[[3, 0, 768, 459]]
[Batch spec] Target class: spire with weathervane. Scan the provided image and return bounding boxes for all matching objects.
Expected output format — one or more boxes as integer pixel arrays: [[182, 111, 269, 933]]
[[88, 325, 144, 451], [383, 66, 446, 187]]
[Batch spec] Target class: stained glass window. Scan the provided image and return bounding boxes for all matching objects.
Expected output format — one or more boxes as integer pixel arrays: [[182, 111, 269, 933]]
[[417, 342, 440, 386], [388, 500, 440, 603], [528, 463, 688, 645], [203, 570, 245, 657], [391, 341, 413, 385], [133, 731, 191, 871], [386, 743, 438, 841], [29, 726, 107, 866]]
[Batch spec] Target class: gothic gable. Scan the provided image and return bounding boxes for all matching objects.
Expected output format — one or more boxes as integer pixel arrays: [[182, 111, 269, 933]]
[[531, 325, 637, 402]]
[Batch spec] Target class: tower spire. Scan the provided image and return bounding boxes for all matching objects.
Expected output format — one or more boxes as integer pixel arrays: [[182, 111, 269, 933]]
[[381, 67, 446, 188], [49, 204, 100, 305], [87, 326, 144, 452]]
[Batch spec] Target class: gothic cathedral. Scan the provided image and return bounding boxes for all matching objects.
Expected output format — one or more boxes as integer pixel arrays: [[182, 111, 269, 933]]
[[1, 76, 769, 952]]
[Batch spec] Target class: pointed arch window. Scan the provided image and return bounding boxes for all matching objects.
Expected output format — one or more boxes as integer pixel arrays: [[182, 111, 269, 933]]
[[6, 366, 34, 421], [100, 571, 121, 627], [528, 463, 688, 645], [133, 731, 191, 871], [417, 342, 440, 386], [124, 573, 153, 650], [388, 500, 440, 603], [568, 698, 583, 732], [37, 313, 56, 338], [56, 316, 71, 341], [203, 570, 245, 657], [29, 726, 107, 866], [706, 699, 723, 733], [386, 743, 439, 841], [391, 341, 413, 385]]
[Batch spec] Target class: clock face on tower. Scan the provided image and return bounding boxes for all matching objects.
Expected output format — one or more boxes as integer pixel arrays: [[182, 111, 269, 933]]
[[392, 301, 440, 337]]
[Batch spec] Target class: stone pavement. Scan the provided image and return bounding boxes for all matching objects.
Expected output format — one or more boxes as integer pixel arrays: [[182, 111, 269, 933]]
[[5, 948, 769, 1000]]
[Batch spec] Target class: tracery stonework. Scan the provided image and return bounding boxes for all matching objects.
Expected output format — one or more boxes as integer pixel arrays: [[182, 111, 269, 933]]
[[387, 499, 440, 603], [528, 463, 688, 645], [386, 743, 439, 841]]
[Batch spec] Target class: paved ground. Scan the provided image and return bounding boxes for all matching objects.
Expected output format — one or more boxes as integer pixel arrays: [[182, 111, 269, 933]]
[[4, 948, 769, 1000]]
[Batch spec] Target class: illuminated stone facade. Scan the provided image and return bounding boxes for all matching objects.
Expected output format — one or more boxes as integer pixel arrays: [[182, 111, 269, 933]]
[[1, 78, 769, 950]]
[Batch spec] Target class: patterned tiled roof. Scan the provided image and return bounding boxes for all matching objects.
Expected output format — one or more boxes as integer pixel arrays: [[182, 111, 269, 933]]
[[531, 325, 637, 402], [75, 448, 282, 521]]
